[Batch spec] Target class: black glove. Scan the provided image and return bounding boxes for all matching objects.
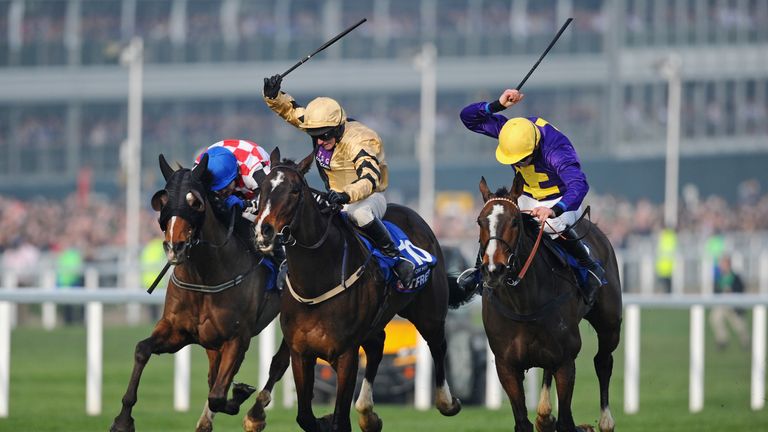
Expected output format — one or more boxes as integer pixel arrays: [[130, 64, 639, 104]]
[[326, 190, 350, 205], [263, 74, 282, 99]]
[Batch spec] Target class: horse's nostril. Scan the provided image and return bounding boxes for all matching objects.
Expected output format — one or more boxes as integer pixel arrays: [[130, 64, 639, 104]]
[[261, 223, 274, 239]]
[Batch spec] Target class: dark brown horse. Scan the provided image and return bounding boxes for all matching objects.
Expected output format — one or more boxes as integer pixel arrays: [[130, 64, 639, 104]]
[[476, 175, 622, 432], [253, 148, 469, 432], [110, 154, 290, 432]]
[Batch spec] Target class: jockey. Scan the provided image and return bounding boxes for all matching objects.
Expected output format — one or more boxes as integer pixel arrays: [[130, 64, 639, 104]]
[[196, 140, 287, 282], [457, 89, 604, 306], [262, 74, 415, 288]]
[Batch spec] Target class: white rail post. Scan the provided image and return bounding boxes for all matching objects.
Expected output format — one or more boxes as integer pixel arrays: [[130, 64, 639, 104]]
[[672, 254, 685, 295], [85, 268, 102, 415], [485, 342, 502, 409], [752, 251, 768, 410], [640, 255, 654, 295], [259, 320, 276, 410], [689, 305, 705, 412], [524, 367, 539, 411], [623, 304, 640, 414], [42, 270, 57, 330], [282, 368, 295, 408], [414, 334, 432, 410], [700, 254, 714, 295], [174, 346, 191, 412], [3, 273, 17, 329], [0, 273, 14, 417]]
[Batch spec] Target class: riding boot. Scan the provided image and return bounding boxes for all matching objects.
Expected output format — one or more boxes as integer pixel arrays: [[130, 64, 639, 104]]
[[556, 227, 604, 306], [361, 217, 415, 288], [457, 250, 483, 294]]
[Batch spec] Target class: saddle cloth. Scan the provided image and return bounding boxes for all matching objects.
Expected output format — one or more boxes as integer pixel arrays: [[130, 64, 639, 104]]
[[260, 256, 278, 291], [357, 221, 437, 293], [545, 239, 607, 289]]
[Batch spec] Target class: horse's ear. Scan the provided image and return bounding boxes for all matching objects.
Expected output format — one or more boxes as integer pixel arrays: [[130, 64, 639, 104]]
[[479, 176, 492, 202], [151, 190, 168, 212], [297, 151, 314, 175], [510, 172, 524, 201], [193, 153, 208, 180], [270, 147, 281, 167], [159, 154, 175, 181]]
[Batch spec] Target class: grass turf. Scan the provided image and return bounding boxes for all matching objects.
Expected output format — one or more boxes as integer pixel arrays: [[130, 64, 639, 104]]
[[1, 309, 766, 431]]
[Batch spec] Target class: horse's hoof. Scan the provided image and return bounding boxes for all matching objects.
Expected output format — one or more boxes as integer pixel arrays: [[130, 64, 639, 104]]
[[576, 425, 596, 432], [535, 414, 556, 432], [243, 415, 266, 432], [233, 382, 258, 404], [195, 422, 213, 432], [357, 409, 383, 432], [316, 414, 334, 432], [437, 396, 462, 417], [109, 417, 135, 432]]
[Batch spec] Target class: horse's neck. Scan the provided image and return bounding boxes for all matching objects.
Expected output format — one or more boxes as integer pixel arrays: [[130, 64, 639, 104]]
[[498, 225, 554, 308], [181, 210, 251, 284], [286, 201, 365, 296]]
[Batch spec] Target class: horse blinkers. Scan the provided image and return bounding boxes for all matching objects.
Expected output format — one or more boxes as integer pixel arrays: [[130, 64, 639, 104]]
[[152, 188, 206, 264], [478, 202, 523, 288]]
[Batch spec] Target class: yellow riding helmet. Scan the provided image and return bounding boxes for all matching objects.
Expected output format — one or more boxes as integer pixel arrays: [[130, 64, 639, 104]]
[[299, 97, 346, 133], [496, 117, 541, 165]]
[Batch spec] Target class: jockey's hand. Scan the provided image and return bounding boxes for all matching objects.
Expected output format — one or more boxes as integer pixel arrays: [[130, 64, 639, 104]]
[[499, 89, 524, 108], [326, 190, 350, 205], [242, 199, 258, 213], [224, 195, 245, 211], [263, 74, 282, 99], [530, 206, 554, 223]]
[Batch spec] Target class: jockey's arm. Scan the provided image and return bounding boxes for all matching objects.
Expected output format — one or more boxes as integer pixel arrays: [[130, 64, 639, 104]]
[[343, 139, 383, 203], [263, 91, 306, 130]]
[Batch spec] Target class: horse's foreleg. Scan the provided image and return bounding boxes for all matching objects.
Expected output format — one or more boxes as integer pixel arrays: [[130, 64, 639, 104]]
[[535, 371, 556, 432], [553, 361, 593, 432], [291, 351, 320, 432], [355, 331, 385, 432], [195, 349, 222, 432], [110, 320, 188, 432], [593, 327, 620, 432], [330, 348, 360, 432], [244, 338, 291, 432], [496, 362, 533, 432], [208, 337, 250, 415]]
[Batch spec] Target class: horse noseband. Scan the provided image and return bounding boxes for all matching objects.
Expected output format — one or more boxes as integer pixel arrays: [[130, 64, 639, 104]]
[[277, 225, 297, 246]]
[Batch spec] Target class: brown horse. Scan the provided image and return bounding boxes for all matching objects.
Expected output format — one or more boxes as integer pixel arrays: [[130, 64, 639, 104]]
[[253, 148, 470, 432], [476, 175, 622, 432], [110, 154, 290, 432]]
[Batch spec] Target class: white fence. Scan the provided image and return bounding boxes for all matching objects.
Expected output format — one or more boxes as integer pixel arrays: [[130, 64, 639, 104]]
[[1, 264, 768, 417]]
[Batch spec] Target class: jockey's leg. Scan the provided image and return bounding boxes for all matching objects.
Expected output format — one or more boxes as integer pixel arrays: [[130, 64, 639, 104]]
[[360, 217, 415, 287], [556, 226, 605, 306], [457, 250, 482, 294]]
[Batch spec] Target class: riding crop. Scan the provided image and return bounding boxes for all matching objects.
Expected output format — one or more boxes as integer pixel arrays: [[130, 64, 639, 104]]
[[515, 17, 573, 90], [279, 18, 367, 79]]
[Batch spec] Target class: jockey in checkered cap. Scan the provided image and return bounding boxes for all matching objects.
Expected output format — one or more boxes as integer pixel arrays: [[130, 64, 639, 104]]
[[195, 140, 287, 286], [195, 139, 271, 213]]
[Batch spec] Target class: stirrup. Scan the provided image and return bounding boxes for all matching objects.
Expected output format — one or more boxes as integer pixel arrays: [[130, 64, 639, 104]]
[[394, 257, 415, 287]]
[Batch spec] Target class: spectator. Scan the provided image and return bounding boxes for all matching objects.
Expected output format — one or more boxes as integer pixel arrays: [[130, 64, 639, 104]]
[[709, 255, 750, 351]]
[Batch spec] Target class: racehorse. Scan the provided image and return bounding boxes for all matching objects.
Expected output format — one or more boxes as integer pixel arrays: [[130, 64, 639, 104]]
[[253, 148, 471, 432], [110, 154, 290, 432], [476, 175, 622, 432]]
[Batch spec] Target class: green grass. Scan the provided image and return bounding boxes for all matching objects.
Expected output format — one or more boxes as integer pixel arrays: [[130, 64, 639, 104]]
[[1, 309, 766, 431]]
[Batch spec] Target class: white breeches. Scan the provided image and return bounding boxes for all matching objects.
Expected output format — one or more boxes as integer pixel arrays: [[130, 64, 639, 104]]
[[344, 192, 387, 227], [517, 194, 583, 239]]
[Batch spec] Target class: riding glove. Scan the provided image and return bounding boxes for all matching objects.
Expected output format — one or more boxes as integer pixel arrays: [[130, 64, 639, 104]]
[[326, 190, 350, 205], [224, 195, 245, 210], [263, 74, 282, 99]]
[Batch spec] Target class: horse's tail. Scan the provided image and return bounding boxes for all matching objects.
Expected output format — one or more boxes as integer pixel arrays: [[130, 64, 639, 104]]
[[446, 271, 478, 309]]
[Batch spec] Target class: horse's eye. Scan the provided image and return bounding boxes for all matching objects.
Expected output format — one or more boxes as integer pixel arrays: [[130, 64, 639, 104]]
[[290, 186, 300, 195]]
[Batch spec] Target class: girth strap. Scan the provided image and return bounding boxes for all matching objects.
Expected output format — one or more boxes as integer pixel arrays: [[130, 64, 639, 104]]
[[286, 264, 367, 305], [171, 259, 258, 293], [485, 287, 572, 322]]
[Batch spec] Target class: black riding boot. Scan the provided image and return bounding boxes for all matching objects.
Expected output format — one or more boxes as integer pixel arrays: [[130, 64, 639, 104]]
[[361, 218, 415, 288], [457, 250, 483, 294], [556, 227, 604, 306]]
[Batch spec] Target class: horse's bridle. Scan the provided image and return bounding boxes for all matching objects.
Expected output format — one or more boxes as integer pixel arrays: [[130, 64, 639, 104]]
[[270, 165, 338, 250], [479, 197, 525, 285]]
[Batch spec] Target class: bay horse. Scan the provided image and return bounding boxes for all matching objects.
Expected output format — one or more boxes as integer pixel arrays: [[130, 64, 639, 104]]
[[476, 175, 622, 432], [110, 153, 290, 432], [253, 148, 470, 432]]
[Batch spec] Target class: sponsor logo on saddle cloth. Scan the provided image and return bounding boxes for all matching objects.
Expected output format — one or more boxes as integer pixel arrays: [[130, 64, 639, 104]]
[[358, 221, 437, 293]]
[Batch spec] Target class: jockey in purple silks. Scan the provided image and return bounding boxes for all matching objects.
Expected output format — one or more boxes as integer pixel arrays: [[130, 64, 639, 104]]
[[457, 89, 604, 306]]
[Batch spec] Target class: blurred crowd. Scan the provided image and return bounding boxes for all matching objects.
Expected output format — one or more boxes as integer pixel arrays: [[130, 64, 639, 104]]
[[4, 0, 766, 67], [1, 179, 765, 281]]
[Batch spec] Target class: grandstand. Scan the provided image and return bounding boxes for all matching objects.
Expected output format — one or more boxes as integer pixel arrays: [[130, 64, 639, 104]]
[[0, 0, 766, 201]]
